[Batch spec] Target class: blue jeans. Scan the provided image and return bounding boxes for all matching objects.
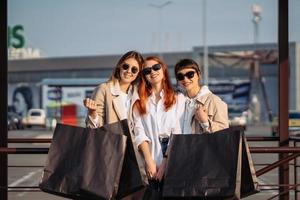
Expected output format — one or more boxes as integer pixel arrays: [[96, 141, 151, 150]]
[[159, 136, 169, 156]]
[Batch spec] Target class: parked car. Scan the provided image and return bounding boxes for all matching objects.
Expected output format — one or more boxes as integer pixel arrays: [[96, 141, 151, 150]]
[[271, 110, 300, 136], [7, 117, 15, 130], [7, 112, 23, 130], [228, 107, 247, 130], [22, 108, 46, 128]]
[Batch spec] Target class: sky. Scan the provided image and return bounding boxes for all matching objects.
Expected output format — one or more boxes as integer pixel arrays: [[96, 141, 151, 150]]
[[8, 0, 300, 58]]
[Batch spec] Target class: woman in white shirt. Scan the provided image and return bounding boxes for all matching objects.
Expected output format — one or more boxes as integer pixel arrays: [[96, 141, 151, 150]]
[[133, 56, 185, 186]]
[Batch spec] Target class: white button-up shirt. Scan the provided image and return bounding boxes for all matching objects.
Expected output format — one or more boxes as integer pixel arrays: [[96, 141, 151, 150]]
[[133, 91, 185, 166], [182, 85, 211, 134], [89, 84, 133, 126], [119, 90, 131, 117]]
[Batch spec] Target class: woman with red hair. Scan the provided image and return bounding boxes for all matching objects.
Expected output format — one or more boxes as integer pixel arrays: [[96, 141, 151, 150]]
[[133, 56, 185, 193]]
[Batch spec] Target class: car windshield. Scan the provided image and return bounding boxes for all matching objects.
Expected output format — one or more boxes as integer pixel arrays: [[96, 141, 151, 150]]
[[31, 112, 41, 116]]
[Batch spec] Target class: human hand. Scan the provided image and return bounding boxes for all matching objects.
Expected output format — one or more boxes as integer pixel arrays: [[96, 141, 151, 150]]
[[83, 98, 97, 118], [156, 157, 167, 181], [145, 158, 157, 180], [195, 104, 208, 123]]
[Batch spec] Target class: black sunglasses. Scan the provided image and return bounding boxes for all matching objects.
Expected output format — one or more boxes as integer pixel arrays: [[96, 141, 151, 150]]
[[142, 64, 161, 75], [176, 71, 196, 81], [122, 63, 139, 74]]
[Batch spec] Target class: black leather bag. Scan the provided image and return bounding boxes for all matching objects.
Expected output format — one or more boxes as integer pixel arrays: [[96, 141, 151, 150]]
[[163, 127, 259, 199]]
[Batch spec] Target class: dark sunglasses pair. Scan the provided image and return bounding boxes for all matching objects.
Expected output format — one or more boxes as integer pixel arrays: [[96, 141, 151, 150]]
[[176, 71, 196, 81], [122, 63, 139, 74], [142, 64, 161, 75]]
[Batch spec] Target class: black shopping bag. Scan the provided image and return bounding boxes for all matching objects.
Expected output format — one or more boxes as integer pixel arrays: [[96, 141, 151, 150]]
[[114, 120, 148, 199], [142, 180, 163, 200], [39, 124, 88, 199], [94, 119, 148, 199], [80, 126, 127, 199], [163, 127, 259, 199], [240, 133, 259, 198], [39, 122, 127, 199]]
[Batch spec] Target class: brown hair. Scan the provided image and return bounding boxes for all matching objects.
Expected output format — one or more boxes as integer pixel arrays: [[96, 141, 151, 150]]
[[110, 50, 144, 84], [174, 58, 201, 77]]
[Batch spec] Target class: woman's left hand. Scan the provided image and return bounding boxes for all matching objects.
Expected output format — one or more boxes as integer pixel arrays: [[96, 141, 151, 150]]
[[195, 104, 208, 123], [155, 157, 167, 181]]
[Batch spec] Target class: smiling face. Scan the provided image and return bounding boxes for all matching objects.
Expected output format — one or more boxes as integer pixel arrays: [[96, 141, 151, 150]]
[[176, 67, 200, 92], [143, 59, 164, 86], [119, 58, 140, 85]]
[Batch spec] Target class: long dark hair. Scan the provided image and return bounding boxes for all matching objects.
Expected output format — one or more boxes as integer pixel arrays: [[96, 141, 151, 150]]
[[13, 85, 33, 112]]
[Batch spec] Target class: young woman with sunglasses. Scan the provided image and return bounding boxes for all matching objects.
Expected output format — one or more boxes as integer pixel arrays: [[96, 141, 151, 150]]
[[83, 50, 143, 129], [83, 51, 146, 199], [133, 56, 185, 191], [175, 58, 229, 134]]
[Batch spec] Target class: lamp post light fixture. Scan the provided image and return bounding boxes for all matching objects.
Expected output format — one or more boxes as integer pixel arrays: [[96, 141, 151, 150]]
[[149, 1, 172, 58], [251, 4, 262, 45]]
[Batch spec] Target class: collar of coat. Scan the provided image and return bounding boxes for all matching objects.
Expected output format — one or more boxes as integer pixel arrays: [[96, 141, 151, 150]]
[[108, 79, 139, 102], [187, 85, 212, 105], [109, 80, 122, 96]]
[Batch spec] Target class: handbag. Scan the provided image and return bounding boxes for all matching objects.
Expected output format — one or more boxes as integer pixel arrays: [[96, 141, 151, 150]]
[[39, 122, 127, 199], [163, 127, 259, 199], [115, 120, 148, 199]]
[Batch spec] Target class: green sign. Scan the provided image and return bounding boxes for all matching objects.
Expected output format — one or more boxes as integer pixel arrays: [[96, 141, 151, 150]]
[[8, 25, 25, 48]]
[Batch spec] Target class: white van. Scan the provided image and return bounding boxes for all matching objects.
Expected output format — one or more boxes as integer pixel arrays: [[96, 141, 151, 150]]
[[22, 108, 46, 128]]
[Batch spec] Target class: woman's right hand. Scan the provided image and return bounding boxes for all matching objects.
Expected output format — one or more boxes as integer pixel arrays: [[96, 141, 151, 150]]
[[83, 98, 97, 118], [156, 157, 167, 181], [145, 158, 157, 180]]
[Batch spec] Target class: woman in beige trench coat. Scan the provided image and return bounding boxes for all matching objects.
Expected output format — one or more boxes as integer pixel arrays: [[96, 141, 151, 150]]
[[83, 50, 145, 200], [83, 50, 143, 130], [174, 58, 229, 134]]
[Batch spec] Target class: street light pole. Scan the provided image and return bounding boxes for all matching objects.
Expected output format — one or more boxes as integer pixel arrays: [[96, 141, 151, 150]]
[[250, 4, 262, 123], [202, 0, 209, 85], [252, 4, 262, 46], [149, 1, 172, 59]]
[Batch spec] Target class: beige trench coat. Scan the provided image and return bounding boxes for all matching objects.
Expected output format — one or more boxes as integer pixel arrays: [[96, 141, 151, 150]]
[[85, 80, 139, 130], [85, 80, 147, 199], [191, 92, 229, 134]]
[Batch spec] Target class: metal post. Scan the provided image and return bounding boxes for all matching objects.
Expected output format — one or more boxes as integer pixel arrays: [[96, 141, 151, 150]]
[[202, 0, 208, 85], [278, 0, 289, 199], [251, 4, 262, 123], [0, 0, 8, 199], [294, 141, 298, 200]]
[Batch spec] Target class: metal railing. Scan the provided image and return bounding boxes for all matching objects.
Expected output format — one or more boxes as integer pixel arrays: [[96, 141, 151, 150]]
[[1, 135, 300, 199], [247, 136, 300, 199]]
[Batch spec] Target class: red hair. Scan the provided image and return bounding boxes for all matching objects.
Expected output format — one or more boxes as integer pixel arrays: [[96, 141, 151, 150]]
[[135, 56, 177, 115]]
